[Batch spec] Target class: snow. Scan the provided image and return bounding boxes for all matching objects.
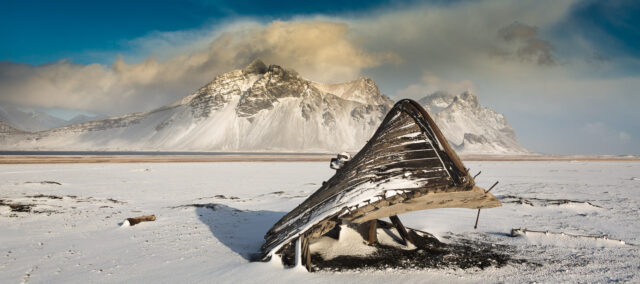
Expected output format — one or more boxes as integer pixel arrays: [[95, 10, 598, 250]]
[[1, 161, 639, 283], [309, 226, 378, 260]]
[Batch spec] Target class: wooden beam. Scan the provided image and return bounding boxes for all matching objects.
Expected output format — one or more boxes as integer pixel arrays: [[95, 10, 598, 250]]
[[301, 234, 312, 272], [473, 209, 481, 229], [367, 219, 377, 245], [389, 215, 414, 246]]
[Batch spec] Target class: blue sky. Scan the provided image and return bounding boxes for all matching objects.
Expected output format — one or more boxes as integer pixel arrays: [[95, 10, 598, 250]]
[[1, 0, 639, 155], [1, 0, 399, 64]]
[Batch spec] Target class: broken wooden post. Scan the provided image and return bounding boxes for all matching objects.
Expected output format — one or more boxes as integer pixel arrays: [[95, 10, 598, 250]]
[[389, 215, 414, 246], [474, 181, 499, 229], [473, 209, 481, 229], [301, 234, 312, 272], [368, 219, 377, 245], [126, 215, 156, 226], [485, 181, 499, 193]]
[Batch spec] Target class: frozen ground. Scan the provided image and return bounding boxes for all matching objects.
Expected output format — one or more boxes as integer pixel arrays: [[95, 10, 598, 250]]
[[1, 161, 639, 283]]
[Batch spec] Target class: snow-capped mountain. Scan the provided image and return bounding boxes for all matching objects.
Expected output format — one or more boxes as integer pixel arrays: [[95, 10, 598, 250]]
[[0, 105, 68, 132], [0, 121, 24, 135], [64, 114, 105, 126], [419, 91, 530, 154], [1, 60, 393, 152], [0, 60, 529, 154]]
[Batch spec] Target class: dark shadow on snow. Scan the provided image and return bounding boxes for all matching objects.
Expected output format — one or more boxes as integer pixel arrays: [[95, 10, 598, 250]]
[[189, 203, 535, 271], [193, 203, 285, 261], [486, 231, 515, 238]]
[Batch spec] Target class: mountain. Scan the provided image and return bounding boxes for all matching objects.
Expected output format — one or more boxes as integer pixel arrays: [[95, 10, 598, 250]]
[[419, 91, 530, 154], [0, 105, 68, 132], [0, 121, 25, 135], [0, 60, 528, 154], [64, 114, 105, 126], [0, 60, 393, 152]]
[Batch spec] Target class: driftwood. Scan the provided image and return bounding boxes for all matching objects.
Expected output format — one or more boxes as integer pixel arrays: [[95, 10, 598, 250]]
[[126, 215, 156, 226]]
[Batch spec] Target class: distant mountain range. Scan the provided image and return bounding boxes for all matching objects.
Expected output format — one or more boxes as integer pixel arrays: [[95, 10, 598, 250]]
[[0, 59, 529, 154], [0, 105, 103, 132], [419, 91, 529, 154]]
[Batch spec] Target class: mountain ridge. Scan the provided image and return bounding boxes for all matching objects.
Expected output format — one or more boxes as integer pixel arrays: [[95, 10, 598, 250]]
[[0, 60, 529, 154]]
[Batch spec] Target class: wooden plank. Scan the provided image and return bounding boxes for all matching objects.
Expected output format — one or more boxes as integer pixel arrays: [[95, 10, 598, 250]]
[[301, 234, 312, 272], [368, 219, 377, 245], [389, 215, 414, 246]]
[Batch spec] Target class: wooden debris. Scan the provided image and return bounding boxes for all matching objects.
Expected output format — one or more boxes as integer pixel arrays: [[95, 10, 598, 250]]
[[390, 215, 414, 246], [474, 181, 499, 229], [126, 215, 156, 226], [368, 219, 378, 245], [473, 209, 481, 230], [301, 234, 312, 271]]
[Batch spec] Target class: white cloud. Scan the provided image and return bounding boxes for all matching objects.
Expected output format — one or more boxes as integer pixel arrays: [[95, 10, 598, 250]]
[[0, 20, 399, 114], [582, 122, 607, 136], [396, 74, 476, 99], [619, 131, 631, 143], [581, 122, 633, 145]]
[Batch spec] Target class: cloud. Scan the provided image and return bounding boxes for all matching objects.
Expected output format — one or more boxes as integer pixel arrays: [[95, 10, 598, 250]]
[[582, 122, 633, 145], [498, 21, 539, 41], [582, 121, 607, 136], [0, 20, 398, 114], [618, 131, 631, 143], [396, 74, 476, 99], [497, 21, 556, 66], [2, 0, 582, 116]]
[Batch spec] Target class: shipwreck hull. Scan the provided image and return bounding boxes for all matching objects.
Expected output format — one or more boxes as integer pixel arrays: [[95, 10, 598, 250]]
[[261, 99, 501, 266]]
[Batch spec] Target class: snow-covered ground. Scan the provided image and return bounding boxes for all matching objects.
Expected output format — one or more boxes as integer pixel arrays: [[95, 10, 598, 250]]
[[1, 161, 638, 283]]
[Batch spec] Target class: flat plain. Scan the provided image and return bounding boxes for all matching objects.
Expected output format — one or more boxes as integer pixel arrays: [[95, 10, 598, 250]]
[[1, 160, 639, 283]]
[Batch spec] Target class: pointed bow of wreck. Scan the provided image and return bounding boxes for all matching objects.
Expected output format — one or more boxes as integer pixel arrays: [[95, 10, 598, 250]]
[[261, 99, 501, 266]]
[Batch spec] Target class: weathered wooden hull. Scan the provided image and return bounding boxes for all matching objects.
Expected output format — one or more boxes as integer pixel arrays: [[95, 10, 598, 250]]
[[261, 99, 501, 262]]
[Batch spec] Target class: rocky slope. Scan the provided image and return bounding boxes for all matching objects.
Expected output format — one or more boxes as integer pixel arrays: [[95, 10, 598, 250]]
[[419, 91, 530, 154]]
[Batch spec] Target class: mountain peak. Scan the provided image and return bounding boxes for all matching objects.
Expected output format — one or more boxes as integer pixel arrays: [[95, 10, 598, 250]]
[[418, 90, 529, 154], [242, 59, 268, 75], [451, 90, 479, 107]]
